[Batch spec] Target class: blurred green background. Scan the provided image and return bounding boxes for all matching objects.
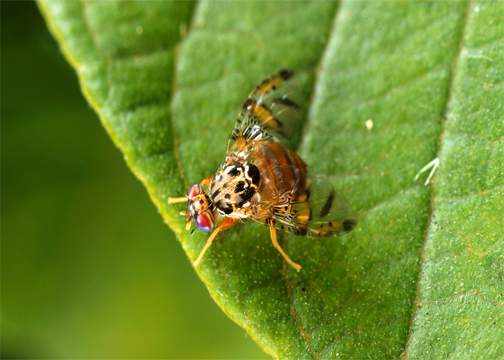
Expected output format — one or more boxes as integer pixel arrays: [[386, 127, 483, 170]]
[[1, 2, 269, 358]]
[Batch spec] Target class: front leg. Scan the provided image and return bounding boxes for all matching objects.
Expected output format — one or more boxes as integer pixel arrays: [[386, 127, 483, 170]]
[[193, 217, 237, 268]]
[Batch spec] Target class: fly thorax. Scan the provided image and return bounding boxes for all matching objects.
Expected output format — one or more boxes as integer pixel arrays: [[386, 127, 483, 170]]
[[210, 162, 260, 215]]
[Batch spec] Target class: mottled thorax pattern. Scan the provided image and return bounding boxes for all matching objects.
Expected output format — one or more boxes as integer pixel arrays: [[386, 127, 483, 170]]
[[210, 162, 260, 215]]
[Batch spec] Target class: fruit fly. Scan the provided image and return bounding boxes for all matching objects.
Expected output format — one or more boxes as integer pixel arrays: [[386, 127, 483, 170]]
[[168, 70, 357, 271]]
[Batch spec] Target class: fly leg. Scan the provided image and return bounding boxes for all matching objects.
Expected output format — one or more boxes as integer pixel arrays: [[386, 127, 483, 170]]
[[167, 197, 187, 204], [269, 226, 301, 272], [193, 217, 236, 268], [166, 196, 192, 229]]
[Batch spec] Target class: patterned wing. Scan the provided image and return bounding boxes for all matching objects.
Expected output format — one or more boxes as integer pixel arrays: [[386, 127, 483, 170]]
[[251, 171, 358, 238], [226, 69, 304, 157]]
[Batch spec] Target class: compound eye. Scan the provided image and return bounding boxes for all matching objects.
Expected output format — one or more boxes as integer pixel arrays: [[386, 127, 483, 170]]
[[187, 184, 200, 203], [196, 212, 214, 232]]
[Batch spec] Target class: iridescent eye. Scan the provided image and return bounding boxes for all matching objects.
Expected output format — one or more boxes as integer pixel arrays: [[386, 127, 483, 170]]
[[196, 212, 214, 232], [187, 184, 200, 203]]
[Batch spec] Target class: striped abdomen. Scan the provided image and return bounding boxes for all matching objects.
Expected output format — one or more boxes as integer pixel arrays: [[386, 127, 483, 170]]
[[254, 141, 307, 205]]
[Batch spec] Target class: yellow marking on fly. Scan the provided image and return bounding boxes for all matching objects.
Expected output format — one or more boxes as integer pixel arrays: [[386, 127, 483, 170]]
[[293, 192, 311, 225], [253, 104, 272, 121], [262, 117, 281, 128], [297, 193, 308, 202], [315, 222, 344, 235], [256, 78, 283, 96], [297, 214, 310, 223], [295, 205, 311, 225], [252, 103, 281, 129]]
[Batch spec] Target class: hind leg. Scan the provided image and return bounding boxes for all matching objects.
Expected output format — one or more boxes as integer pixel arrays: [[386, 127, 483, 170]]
[[269, 226, 301, 271]]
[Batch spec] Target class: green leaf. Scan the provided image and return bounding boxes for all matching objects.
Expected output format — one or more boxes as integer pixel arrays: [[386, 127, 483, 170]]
[[39, 1, 503, 358]]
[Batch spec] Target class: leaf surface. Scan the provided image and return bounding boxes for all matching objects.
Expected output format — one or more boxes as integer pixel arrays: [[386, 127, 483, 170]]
[[39, 1, 503, 358]]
